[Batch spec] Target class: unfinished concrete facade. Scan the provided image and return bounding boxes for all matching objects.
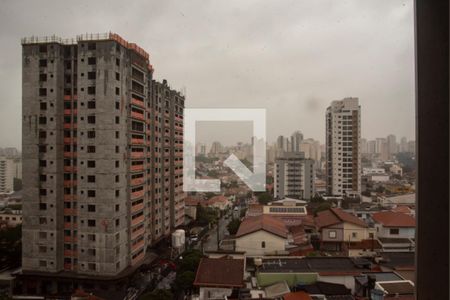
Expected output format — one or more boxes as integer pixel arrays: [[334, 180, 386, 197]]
[[21, 33, 185, 284]]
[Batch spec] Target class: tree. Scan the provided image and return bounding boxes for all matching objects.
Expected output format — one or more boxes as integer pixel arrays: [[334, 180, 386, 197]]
[[255, 192, 273, 205], [178, 249, 203, 273], [313, 202, 332, 216], [139, 289, 173, 300], [196, 204, 218, 226], [174, 270, 195, 291], [227, 218, 241, 235], [0, 225, 22, 269]]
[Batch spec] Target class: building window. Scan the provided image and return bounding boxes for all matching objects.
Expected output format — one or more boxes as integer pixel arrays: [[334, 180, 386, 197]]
[[88, 205, 96, 212], [87, 190, 96, 197], [352, 232, 358, 238], [329, 231, 337, 239], [88, 263, 96, 271], [390, 228, 400, 235], [39, 88, 47, 96], [87, 160, 96, 168], [87, 101, 96, 109], [40, 102, 47, 110], [261, 241, 266, 248], [115, 116, 120, 124], [88, 57, 96, 65], [87, 116, 96, 124], [39, 260, 47, 267], [87, 86, 96, 95], [39, 116, 47, 124], [87, 146, 96, 153], [39, 59, 47, 67], [87, 71, 96, 80], [87, 220, 96, 227], [87, 175, 95, 183], [116, 72, 120, 80], [87, 131, 96, 138], [39, 203, 47, 210]]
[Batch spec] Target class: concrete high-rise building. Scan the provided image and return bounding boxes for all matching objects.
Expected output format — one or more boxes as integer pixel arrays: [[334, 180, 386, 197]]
[[209, 141, 223, 155], [399, 137, 408, 153], [21, 33, 185, 289], [0, 157, 17, 194], [367, 140, 376, 154], [360, 138, 368, 154], [290, 131, 303, 152], [274, 152, 315, 200], [387, 134, 397, 158], [325, 97, 361, 197]]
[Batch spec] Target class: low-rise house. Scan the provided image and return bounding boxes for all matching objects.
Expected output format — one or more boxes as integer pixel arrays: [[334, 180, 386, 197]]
[[256, 257, 373, 293], [354, 272, 406, 297], [193, 257, 245, 300], [372, 211, 415, 239], [0, 210, 22, 228], [206, 195, 231, 211], [315, 208, 369, 252], [235, 215, 289, 256]]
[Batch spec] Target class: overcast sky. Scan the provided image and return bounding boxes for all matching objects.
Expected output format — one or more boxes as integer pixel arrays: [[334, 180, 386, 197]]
[[0, 0, 415, 149]]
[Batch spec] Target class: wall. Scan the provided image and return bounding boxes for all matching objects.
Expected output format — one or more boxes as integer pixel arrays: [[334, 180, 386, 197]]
[[256, 272, 317, 287], [235, 230, 286, 256]]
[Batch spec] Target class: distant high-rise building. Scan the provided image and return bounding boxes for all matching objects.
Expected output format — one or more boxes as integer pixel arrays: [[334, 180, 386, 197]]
[[387, 134, 397, 158], [209, 141, 224, 155], [325, 97, 361, 196], [299, 138, 321, 168], [400, 136, 408, 152], [360, 138, 368, 154], [367, 140, 376, 154], [21, 33, 184, 284], [407, 140, 416, 155], [0, 156, 18, 194], [290, 131, 303, 152], [274, 152, 315, 200]]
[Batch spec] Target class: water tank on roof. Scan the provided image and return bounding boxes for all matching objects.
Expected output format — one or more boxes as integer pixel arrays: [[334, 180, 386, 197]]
[[172, 229, 185, 248]]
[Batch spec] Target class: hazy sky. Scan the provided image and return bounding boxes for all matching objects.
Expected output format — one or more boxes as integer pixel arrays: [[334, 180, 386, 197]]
[[0, 0, 415, 149]]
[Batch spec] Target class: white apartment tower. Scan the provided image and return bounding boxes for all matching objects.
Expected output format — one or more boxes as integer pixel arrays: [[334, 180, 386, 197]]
[[325, 98, 361, 196], [274, 152, 315, 200]]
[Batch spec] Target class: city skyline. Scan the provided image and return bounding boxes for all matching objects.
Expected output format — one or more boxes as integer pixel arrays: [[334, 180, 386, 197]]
[[0, 0, 415, 149]]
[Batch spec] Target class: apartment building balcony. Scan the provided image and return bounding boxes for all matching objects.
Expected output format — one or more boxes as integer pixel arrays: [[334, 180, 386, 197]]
[[64, 151, 77, 158], [130, 152, 144, 159], [131, 164, 144, 172], [63, 194, 77, 201], [64, 165, 77, 172], [64, 123, 78, 129], [131, 202, 145, 213], [64, 222, 78, 229], [63, 95, 78, 101], [131, 111, 145, 121], [131, 189, 145, 199], [131, 227, 145, 240], [131, 214, 145, 226], [175, 115, 183, 122], [64, 109, 77, 115], [131, 97, 145, 108], [63, 137, 76, 144], [64, 249, 78, 257], [64, 263, 77, 271], [131, 177, 144, 186], [63, 180, 77, 187], [174, 169, 183, 175], [63, 208, 76, 215], [131, 138, 144, 145], [131, 250, 145, 265], [131, 239, 145, 253], [63, 235, 77, 243]]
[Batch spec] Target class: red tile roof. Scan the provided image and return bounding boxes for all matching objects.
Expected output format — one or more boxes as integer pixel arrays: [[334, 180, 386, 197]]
[[315, 208, 367, 229], [283, 291, 312, 300], [207, 195, 229, 205], [236, 214, 288, 238], [184, 196, 204, 206], [193, 258, 245, 288], [372, 211, 416, 227], [391, 205, 413, 214]]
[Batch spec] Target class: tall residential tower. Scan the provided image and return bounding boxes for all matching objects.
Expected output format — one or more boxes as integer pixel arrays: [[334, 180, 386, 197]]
[[21, 33, 184, 289], [325, 98, 361, 197]]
